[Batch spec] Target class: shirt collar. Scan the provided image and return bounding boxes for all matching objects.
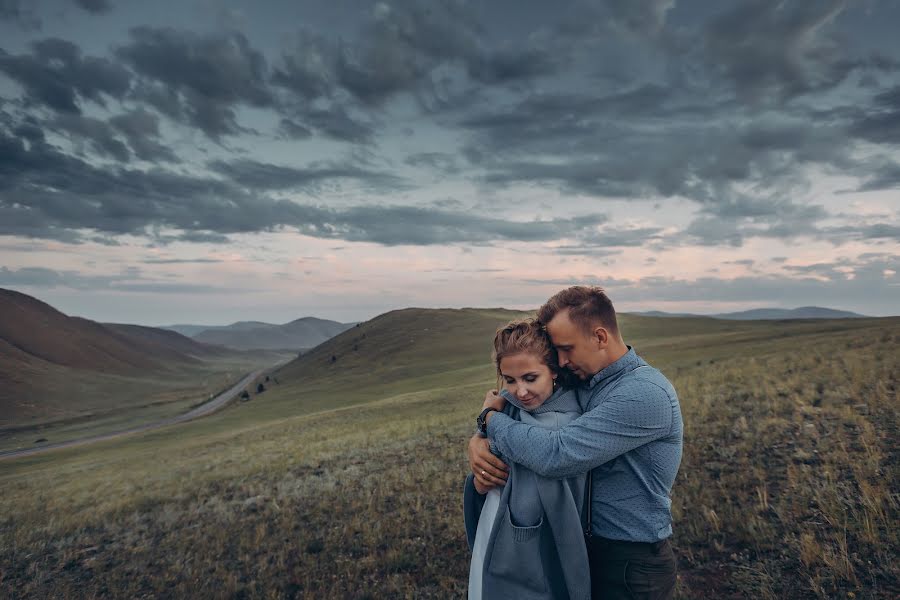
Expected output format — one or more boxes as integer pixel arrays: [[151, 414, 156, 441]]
[[586, 346, 638, 388]]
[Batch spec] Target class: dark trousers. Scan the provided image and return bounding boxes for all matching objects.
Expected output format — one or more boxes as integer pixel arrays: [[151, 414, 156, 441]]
[[587, 536, 677, 600]]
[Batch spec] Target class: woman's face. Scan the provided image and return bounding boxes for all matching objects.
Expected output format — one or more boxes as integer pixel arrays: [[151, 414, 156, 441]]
[[499, 352, 556, 409]]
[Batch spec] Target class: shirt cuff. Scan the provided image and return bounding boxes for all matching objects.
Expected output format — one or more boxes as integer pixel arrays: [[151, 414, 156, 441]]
[[485, 410, 513, 439]]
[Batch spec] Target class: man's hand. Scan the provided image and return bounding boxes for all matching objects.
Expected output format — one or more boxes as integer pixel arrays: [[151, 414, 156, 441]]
[[468, 434, 508, 491], [483, 389, 506, 412]]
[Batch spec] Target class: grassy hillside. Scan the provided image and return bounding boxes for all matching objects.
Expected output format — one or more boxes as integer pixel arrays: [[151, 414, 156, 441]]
[[0, 310, 897, 599], [0, 288, 282, 434], [263, 307, 528, 415]]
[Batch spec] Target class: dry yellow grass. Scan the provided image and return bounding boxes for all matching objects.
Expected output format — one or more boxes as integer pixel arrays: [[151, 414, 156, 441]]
[[1, 312, 897, 598]]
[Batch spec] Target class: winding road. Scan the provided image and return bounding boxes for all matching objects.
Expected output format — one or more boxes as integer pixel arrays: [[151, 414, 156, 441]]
[[0, 369, 266, 461]]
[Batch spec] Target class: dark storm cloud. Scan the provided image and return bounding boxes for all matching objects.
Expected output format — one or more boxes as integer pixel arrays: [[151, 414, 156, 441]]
[[680, 203, 832, 248], [441, 1, 898, 239], [820, 223, 900, 243], [857, 161, 900, 191], [0, 0, 40, 29], [271, 0, 556, 108], [298, 105, 375, 143], [0, 266, 231, 293], [109, 108, 177, 162], [11, 115, 45, 143], [0, 107, 174, 165], [557, 0, 674, 38], [461, 86, 877, 247], [149, 231, 233, 245], [49, 113, 130, 161], [87, 235, 122, 246], [462, 89, 851, 198], [699, 196, 827, 224], [300, 205, 608, 246], [0, 127, 254, 238], [605, 0, 673, 35], [465, 45, 556, 85], [781, 262, 847, 278], [849, 85, 900, 145], [580, 226, 666, 248], [269, 31, 333, 100], [0, 38, 131, 113], [701, 0, 858, 104], [117, 27, 272, 139], [0, 0, 898, 255], [142, 257, 224, 264], [277, 118, 312, 140], [73, 0, 113, 15], [681, 217, 745, 247], [209, 158, 405, 193], [662, 211, 900, 249], [404, 152, 460, 175], [1, 123, 611, 245]]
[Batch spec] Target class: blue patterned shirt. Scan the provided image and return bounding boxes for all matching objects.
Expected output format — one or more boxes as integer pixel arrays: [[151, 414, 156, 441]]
[[486, 348, 683, 542]]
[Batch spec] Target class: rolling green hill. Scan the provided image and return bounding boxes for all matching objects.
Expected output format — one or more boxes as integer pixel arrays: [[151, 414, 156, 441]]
[[1, 309, 897, 599], [0, 288, 285, 446], [263, 308, 528, 415]]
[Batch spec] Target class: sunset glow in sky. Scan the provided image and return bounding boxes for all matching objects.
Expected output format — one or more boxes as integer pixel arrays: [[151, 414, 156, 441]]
[[1, 0, 898, 324]]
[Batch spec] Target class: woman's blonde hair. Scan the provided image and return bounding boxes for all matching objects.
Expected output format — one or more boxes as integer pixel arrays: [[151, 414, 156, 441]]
[[492, 318, 570, 387]]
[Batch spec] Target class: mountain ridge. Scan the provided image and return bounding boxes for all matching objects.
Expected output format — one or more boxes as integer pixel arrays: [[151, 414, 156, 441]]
[[165, 317, 356, 351], [630, 306, 867, 320]]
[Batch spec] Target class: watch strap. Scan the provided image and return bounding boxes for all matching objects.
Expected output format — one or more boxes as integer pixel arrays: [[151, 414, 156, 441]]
[[477, 407, 497, 435]]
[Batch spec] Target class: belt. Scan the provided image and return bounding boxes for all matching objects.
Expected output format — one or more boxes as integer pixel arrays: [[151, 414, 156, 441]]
[[589, 536, 670, 556]]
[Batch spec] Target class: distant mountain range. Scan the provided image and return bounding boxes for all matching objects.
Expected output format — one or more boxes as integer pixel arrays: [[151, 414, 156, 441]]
[[162, 318, 356, 351], [0, 287, 234, 425], [0, 288, 227, 376], [632, 306, 868, 320]]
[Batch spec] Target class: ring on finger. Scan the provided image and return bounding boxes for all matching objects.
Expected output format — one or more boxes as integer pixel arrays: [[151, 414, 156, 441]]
[[481, 470, 487, 477]]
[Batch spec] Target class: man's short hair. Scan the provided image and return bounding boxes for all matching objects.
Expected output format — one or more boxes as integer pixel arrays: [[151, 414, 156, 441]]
[[537, 286, 619, 337]]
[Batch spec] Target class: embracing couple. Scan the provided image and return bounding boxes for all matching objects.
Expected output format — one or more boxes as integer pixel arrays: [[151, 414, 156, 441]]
[[464, 286, 683, 599]]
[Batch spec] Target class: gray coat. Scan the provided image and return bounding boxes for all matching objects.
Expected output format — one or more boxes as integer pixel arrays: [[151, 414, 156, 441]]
[[464, 388, 591, 599]]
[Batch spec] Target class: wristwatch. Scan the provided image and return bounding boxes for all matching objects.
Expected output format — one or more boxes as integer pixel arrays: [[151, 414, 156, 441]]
[[477, 407, 497, 435]]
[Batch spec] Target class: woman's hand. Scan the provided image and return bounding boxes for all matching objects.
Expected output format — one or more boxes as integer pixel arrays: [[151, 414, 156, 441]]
[[482, 389, 506, 412]]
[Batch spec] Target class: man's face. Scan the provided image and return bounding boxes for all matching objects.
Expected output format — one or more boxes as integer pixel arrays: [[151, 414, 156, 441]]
[[545, 310, 605, 380]]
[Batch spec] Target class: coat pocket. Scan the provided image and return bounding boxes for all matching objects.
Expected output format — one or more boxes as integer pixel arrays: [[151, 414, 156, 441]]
[[485, 507, 547, 594]]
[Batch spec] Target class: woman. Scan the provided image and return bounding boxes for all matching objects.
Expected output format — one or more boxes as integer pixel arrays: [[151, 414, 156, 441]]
[[463, 318, 591, 599]]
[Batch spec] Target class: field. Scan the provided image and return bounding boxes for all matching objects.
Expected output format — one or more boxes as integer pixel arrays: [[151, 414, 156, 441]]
[[1, 311, 897, 599], [0, 353, 290, 454]]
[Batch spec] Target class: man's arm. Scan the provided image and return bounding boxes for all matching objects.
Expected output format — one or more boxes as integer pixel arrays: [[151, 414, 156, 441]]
[[468, 435, 508, 491], [467, 389, 509, 491], [486, 381, 673, 478]]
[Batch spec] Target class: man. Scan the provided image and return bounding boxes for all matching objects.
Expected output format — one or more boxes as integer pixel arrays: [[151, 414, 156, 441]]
[[469, 286, 683, 599]]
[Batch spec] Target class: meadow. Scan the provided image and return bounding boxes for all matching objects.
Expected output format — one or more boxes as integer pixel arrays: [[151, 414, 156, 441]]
[[0, 353, 289, 454], [1, 310, 897, 599]]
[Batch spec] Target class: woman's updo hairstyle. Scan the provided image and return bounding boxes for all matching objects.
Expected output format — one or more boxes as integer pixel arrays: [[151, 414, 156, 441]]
[[492, 318, 575, 388]]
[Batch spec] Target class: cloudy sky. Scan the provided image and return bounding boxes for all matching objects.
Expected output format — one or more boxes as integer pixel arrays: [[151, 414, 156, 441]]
[[0, 0, 898, 325]]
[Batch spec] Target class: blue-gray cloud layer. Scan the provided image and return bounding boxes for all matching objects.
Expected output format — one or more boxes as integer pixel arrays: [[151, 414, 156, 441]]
[[0, 0, 898, 248]]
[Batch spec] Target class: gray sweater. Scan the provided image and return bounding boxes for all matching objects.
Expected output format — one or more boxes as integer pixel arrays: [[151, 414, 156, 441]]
[[464, 387, 590, 599]]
